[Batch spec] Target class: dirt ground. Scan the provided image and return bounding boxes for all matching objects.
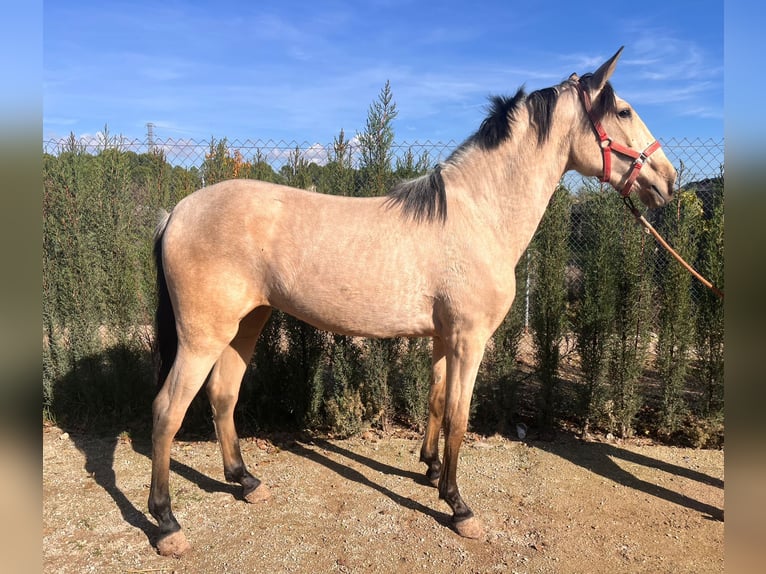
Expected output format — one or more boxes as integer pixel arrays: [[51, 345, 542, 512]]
[[43, 424, 723, 574]]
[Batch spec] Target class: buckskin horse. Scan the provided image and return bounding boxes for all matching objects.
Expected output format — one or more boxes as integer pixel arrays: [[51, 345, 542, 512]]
[[149, 47, 675, 556]]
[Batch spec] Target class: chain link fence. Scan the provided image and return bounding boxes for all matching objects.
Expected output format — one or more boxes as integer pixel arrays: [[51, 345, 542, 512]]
[[43, 135, 723, 187]]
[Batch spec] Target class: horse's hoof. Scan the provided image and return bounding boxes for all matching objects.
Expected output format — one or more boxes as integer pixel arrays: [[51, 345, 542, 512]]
[[454, 516, 485, 539], [244, 482, 271, 503], [156, 530, 192, 557]]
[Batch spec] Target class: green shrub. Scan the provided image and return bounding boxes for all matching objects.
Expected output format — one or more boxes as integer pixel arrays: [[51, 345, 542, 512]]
[[572, 188, 620, 434], [655, 190, 703, 435], [694, 179, 724, 418], [391, 338, 432, 430], [529, 185, 571, 430], [608, 208, 653, 438]]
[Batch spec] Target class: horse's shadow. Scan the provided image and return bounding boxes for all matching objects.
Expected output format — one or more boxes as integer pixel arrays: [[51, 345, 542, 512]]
[[288, 438, 452, 525], [62, 430, 451, 546], [64, 433, 154, 541], [530, 432, 724, 521], [64, 431, 241, 547], [291, 433, 724, 525]]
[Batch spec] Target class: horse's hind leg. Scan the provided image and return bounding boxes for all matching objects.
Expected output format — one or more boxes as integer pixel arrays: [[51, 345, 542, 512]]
[[149, 346, 222, 557], [206, 306, 272, 503], [420, 336, 446, 486]]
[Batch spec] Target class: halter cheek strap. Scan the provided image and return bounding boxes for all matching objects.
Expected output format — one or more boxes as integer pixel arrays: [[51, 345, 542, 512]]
[[576, 81, 661, 197]]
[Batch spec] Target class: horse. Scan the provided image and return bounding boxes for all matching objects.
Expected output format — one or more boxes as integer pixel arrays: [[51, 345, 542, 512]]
[[149, 47, 676, 556]]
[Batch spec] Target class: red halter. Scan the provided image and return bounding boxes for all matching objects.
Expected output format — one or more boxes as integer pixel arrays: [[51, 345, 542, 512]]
[[576, 81, 662, 197]]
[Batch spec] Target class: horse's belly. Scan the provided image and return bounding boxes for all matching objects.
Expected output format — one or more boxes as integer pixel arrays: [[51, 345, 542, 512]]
[[269, 280, 437, 339]]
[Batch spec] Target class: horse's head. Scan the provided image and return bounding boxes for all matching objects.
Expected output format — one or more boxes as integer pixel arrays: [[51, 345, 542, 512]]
[[568, 47, 676, 208]]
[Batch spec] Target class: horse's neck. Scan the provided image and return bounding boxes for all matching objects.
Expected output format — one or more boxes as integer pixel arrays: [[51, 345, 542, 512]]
[[445, 126, 571, 263]]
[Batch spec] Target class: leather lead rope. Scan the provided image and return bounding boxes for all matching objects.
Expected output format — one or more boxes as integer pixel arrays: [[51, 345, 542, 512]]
[[623, 196, 724, 300]]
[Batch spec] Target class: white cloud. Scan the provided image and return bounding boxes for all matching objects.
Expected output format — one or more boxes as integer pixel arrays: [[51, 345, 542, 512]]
[[302, 143, 331, 165]]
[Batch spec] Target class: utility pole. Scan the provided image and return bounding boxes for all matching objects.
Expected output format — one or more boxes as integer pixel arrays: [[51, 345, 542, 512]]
[[146, 122, 155, 153]]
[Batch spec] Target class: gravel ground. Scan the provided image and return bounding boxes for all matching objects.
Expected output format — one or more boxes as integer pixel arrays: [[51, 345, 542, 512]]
[[43, 425, 723, 573]]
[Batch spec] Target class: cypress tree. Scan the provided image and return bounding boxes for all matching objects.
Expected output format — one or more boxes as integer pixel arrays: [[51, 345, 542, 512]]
[[529, 185, 571, 431], [656, 190, 702, 435], [357, 80, 398, 197], [572, 189, 619, 435], [694, 178, 724, 420], [608, 204, 653, 438]]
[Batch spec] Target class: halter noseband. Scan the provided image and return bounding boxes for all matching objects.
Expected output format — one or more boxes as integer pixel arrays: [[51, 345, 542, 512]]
[[575, 80, 661, 197]]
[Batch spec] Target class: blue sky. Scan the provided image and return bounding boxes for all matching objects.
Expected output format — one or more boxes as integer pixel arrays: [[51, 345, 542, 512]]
[[43, 0, 723, 147]]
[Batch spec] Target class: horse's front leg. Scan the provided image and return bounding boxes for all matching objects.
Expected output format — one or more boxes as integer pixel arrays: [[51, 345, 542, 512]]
[[438, 333, 488, 539], [420, 336, 446, 486]]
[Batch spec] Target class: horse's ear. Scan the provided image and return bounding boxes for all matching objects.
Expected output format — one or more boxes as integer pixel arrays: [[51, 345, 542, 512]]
[[590, 46, 624, 93]]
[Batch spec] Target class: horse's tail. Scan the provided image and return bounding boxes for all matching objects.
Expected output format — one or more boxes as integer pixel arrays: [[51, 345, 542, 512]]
[[154, 209, 177, 388]]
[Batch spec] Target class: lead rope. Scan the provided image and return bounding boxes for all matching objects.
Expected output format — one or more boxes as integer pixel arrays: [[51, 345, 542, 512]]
[[622, 196, 724, 299]]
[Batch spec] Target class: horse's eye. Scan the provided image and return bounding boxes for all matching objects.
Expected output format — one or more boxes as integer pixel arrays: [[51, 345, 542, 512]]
[[618, 108, 632, 119]]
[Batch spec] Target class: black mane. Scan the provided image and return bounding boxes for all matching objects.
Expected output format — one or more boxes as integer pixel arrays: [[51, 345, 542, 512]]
[[385, 76, 601, 224], [474, 90, 527, 149], [526, 86, 559, 144], [470, 84, 564, 150], [385, 165, 447, 224]]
